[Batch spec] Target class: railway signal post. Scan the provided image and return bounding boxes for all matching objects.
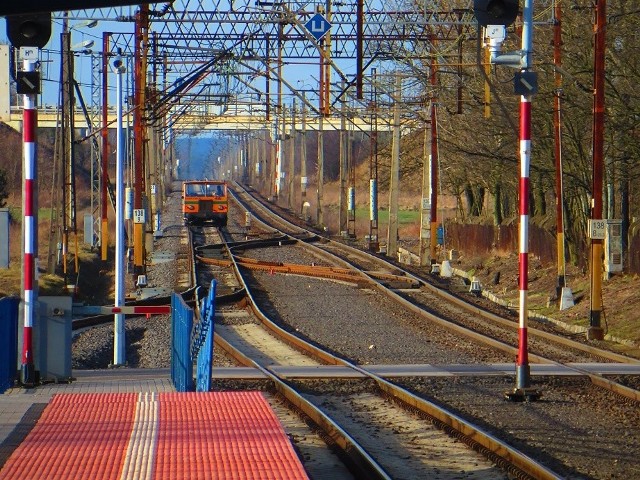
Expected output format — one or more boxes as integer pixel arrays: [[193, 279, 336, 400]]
[[17, 54, 39, 387], [7, 13, 51, 387], [474, 0, 541, 401]]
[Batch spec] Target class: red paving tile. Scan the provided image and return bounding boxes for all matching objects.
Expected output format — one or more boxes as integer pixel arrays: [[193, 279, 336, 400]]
[[0, 393, 137, 480], [154, 392, 308, 479], [0, 391, 308, 480]]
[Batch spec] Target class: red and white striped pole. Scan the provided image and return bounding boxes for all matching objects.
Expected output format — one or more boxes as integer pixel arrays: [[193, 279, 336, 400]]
[[516, 93, 532, 391], [21, 57, 38, 386], [509, 0, 540, 401]]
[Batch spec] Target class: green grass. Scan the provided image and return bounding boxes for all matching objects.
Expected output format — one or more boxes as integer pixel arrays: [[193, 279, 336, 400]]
[[354, 208, 420, 224], [8, 206, 55, 222]]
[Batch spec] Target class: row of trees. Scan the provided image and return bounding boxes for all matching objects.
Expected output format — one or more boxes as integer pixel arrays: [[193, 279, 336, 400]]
[[377, 0, 640, 267]]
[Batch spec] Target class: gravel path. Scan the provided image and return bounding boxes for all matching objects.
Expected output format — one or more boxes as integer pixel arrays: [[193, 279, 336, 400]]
[[72, 186, 187, 369], [247, 267, 510, 365]]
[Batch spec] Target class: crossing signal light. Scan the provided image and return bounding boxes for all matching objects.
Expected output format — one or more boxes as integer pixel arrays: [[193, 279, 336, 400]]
[[6, 13, 52, 48], [473, 0, 519, 27]]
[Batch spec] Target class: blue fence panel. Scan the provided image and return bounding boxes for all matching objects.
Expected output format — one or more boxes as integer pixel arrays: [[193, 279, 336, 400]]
[[0, 297, 19, 393], [195, 280, 217, 393], [171, 293, 194, 392]]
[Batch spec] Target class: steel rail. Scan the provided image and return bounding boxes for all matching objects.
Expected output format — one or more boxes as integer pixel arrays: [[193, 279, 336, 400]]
[[207, 229, 392, 480], [212, 334, 392, 480], [208, 207, 563, 480], [231, 182, 640, 366], [229, 185, 550, 360], [196, 249, 417, 288], [321, 239, 640, 367], [231, 182, 640, 403], [199, 254, 369, 285], [301, 247, 640, 404]]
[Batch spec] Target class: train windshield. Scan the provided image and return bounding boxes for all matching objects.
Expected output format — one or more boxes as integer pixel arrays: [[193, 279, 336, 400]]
[[185, 183, 225, 196]]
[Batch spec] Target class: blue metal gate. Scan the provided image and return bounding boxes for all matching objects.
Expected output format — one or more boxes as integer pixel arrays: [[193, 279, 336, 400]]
[[171, 292, 194, 392], [193, 280, 216, 393], [170, 281, 217, 393], [0, 297, 19, 393]]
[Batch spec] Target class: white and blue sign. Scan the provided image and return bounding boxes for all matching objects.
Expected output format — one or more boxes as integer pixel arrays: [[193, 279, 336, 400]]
[[304, 13, 332, 41]]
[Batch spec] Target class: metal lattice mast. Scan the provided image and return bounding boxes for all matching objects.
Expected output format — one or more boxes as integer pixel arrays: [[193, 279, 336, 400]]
[[90, 53, 102, 248], [61, 30, 78, 277]]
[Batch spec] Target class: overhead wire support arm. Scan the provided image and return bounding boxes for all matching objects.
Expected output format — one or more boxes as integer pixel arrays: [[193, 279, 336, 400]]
[[72, 79, 98, 141], [235, 59, 321, 116]]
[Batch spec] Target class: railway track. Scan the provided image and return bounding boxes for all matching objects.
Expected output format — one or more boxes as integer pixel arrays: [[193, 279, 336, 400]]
[[189, 223, 560, 479], [218, 182, 640, 478], [70, 183, 640, 478], [229, 182, 640, 401]]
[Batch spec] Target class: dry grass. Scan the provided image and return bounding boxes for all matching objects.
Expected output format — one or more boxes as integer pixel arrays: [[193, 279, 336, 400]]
[[0, 266, 66, 298], [454, 250, 640, 349], [0, 207, 99, 298], [0, 265, 22, 298]]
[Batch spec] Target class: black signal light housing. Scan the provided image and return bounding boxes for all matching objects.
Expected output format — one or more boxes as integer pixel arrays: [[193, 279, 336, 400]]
[[473, 0, 519, 27], [6, 13, 52, 48]]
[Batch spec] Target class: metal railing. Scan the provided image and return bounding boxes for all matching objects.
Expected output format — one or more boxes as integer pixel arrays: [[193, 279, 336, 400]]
[[170, 281, 216, 392], [170, 292, 194, 392], [193, 280, 216, 393]]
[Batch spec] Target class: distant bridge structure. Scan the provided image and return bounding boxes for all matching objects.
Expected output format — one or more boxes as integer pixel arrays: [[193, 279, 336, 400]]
[[5, 105, 396, 133]]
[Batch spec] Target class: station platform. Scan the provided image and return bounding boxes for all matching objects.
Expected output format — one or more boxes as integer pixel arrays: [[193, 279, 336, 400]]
[[0, 369, 308, 480], [4, 362, 637, 478]]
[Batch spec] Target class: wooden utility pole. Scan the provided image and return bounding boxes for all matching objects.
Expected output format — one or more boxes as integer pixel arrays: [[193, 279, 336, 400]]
[[276, 22, 284, 199], [271, 128, 278, 199], [553, 0, 569, 304], [429, 53, 440, 266], [263, 129, 270, 195], [368, 69, 379, 251], [278, 103, 285, 200], [300, 93, 308, 217], [132, 6, 149, 275], [589, 0, 606, 340], [100, 32, 110, 261], [317, 115, 324, 227], [288, 100, 296, 210], [61, 27, 79, 277], [248, 134, 255, 185], [148, 32, 161, 238], [347, 126, 356, 238], [339, 81, 347, 235], [387, 75, 401, 257], [419, 112, 431, 266]]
